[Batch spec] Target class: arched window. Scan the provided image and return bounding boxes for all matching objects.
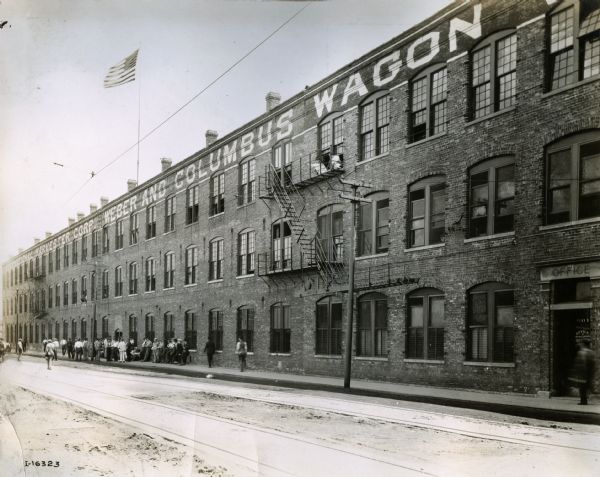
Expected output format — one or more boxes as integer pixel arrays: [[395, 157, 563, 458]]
[[270, 302, 290, 353], [409, 63, 447, 142], [468, 157, 515, 237], [272, 141, 293, 186], [357, 293, 387, 357], [238, 158, 256, 206], [316, 295, 342, 355], [360, 91, 389, 161], [102, 225, 110, 253], [317, 205, 344, 262], [128, 262, 138, 294], [91, 272, 96, 300], [547, 1, 600, 91], [186, 185, 199, 224], [146, 205, 156, 239], [129, 314, 138, 343], [271, 219, 292, 271], [129, 212, 139, 245], [319, 112, 344, 160], [467, 282, 514, 363], [210, 172, 225, 216], [357, 191, 389, 257], [408, 176, 446, 248], [237, 305, 255, 352], [71, 318, 77, 340], [164, 251, 175, 289], [81, 318, 87, 341], [114, 266, 123, 297], [185, 246, 198, 285], [145, 257, 156, 292], [62, 320, 68, 340], [145, 313, 155, 341], [209, 309, 223, 351], [164, 194, 176, 233], [237, 229, 255, 276], [184, 310, 197, 349], [101, 270, 109, 298], [470, 29, 517, 119], [407, 288, 444, 360], [115, 218, 124, 249], [546, 130, 600, 224], [163, 311, 174, 340], [209, 238, 224, 281], [101, 316, 109, 339]]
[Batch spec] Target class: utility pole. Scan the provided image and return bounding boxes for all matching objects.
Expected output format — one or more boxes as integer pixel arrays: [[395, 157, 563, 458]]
[[340, 179, 372, 389]]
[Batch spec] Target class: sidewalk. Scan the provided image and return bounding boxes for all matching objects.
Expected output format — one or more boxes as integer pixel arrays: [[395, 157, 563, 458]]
[[20, 350, 600, 425]]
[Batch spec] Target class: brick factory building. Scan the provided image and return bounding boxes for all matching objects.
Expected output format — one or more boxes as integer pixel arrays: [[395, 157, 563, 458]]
[[3, 0, 600, 396]]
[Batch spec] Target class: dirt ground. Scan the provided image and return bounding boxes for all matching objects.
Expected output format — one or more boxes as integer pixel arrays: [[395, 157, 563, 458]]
[[0, 382, 231, 477]]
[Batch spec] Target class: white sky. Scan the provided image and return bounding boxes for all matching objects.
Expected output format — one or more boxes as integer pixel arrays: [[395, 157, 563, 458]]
[[0, 0, 451, 266]]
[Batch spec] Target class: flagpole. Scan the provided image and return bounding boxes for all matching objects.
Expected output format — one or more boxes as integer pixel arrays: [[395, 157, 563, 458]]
[[136, 65, 141, 185]]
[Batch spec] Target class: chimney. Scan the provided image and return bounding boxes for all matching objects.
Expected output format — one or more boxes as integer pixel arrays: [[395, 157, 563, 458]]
[[266, 91, 281, 112], [45, 232, 52, 239], [161, 158, 172, 172], [77, 212, 85, 221], [127, 179, 137, 192], [100, 196, 109, 208], [90, 204, 98, 214], [68, 217, 75, 226], [206, 130, 218, 147], [34, 238, 40, 244]]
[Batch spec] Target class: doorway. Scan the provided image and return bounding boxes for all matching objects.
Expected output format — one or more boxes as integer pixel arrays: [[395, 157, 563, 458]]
[[553, 309, 590, 396]]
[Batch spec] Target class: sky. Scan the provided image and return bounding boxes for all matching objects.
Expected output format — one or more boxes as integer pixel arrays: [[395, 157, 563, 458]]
[[0, 0, 451, 268]]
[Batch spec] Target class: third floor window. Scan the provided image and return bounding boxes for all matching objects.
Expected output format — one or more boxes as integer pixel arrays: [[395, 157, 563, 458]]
[[360, 92, 389, 161], [210, 173, 225, 216], [409, 65, 447, 143], [146, 206, 156, 239]]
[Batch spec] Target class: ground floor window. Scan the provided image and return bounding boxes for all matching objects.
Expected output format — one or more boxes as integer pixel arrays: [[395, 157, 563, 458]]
[[316, 296, 342, 355], [237, 306, 255, 352], [407, 288, 445, 360], [209, 309, 223, 351], [270, 303, 290, 353], [357, 293, 388, 357]]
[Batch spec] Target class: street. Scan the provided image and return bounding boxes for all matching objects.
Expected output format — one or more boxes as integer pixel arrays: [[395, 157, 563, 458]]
[[1, 356, 599, 477]]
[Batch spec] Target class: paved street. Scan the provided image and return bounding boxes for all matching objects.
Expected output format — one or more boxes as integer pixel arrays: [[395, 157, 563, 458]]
[[1, 356, 599, 477]]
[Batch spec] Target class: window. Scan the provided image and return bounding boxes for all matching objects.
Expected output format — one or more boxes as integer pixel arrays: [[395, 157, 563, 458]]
[[317, 205, 344, 262], [237, 229, 255, 276], [55, 247, 61, 270], [470, 31, 517, 119], [129, 315, 137, 342], [184, 310, 197, 349], [467, 283, 514, 362], [81, 275, 87, 303], [319, 114, 344, 160], [357, 191, 389, 256], [72, 240, 78, 265], [209, 238, 224, 280], [129, 262, 138, 294], [164, 251, 175, 288], [546, 131, 600, 224], [237, 306, 255, 352], [146, 205, 156, 239], [316, 296, 342, 355], [163, 312, 174, 340], [145, 313, 155, 341], [115, 219, 124, 250], [272, 220, 292, 270], [63, 281, 69, 306], [114, 266, 123, 297], [270, 303, 291, 353], [165, 195, 176, 233], [92, 230, 100, 257], [408, 176, 446, 248], [357, 293, 388, 357], [185, 246, 197, 285], [210, 173, 225, 216], [409, 65, 447, 142], [129, 213, 139, 245], [81, 318, 87, 340], [48, 252, 53, 273], [272, 142, 292, 187], [209, 309, 223, 351], [91, 272, 96, 300], [145, 257, 156, 292], [71, 319, 77, 340], [548, 2, 600, 90], [360, 92, 389, 161], [48, 285, 53, 308], [186, 185, 199, 224], [238, 159, 256, 206], [407, 288, 444, 360], [102, 269, 109, 298], [81, 235, 88, 261], [102, 225, 110, 253], [62, 243, 69, 267], [72, 278, 78, 305], [469, 157, 515, 237]]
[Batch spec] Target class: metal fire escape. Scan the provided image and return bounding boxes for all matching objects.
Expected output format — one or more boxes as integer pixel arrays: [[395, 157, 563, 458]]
[[260, 152, 346, 290]]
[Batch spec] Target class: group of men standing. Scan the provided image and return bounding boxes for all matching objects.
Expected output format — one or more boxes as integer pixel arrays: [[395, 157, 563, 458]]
[[137, 337, 190, 364]]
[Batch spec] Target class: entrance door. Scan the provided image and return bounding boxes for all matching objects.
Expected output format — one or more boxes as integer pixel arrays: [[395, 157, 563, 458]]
[[553, 309, 590, 396]]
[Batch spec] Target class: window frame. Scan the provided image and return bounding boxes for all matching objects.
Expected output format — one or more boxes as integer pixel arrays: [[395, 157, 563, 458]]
[[128, 262, 138, 295], [165, 194, 176, 233], [129, 213, 139, 245], [186, 185, 199, 224], [406, 288, 445, 360], [270, 302, 291, 354], [146, 205, 157, 240], [316, 204, 344, 262], [145, 257, 156, 292], [237, 229, 255, 276], [237, 305, 255, 352], [115, 219, 124, 250], [164, 251, 175, 289], [315, 295, 343, 355], [409, 64, 448, 143], [185, 246, 198, 285], [319, 113, 344, 159], [114, 266, 123, 297], [238, 158, 256, 206], [356, 292, 388, 357], [209, 238, 224, 281], [357, 191, 390, 257], [271, 219, 292, 271], [209, 309, 223, 351], [408, 176, 447, 248], [209, 173, 225, 216], [359, 91, 390, 161]]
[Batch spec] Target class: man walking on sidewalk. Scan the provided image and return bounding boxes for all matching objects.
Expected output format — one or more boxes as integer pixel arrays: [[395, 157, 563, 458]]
[[570, 340, 596, 405], [203, 337, 215, 368], [236, 337, 247, 372]]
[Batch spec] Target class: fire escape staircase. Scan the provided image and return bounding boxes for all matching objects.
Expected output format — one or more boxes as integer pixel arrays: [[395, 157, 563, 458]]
[[265, 163, 345, 290]]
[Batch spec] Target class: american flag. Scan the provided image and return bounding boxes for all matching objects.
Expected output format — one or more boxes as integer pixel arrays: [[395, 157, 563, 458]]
[[104, 49, 139, 88]]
